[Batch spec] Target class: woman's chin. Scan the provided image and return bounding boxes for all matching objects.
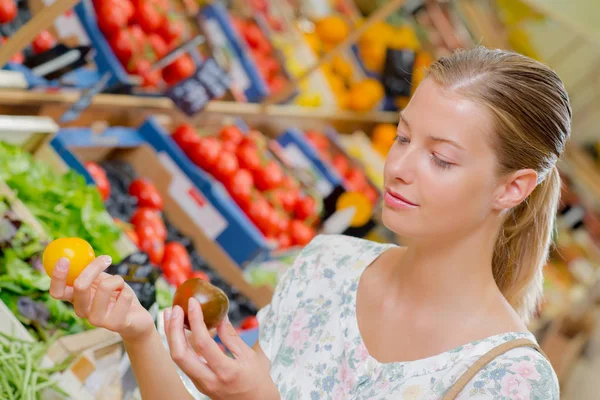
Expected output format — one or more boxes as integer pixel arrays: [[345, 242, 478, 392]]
[[381, 209, 419, 237]]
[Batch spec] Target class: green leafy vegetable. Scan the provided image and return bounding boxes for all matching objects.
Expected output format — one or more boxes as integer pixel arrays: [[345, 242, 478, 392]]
[[0, 142, 122, 261]]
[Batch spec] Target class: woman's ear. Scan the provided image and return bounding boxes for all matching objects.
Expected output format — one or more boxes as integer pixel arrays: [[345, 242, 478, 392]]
[[493, 169, 538, 210]]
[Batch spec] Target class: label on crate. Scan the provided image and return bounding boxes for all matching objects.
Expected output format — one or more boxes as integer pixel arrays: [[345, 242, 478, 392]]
[[281, 143, 334, 197], [203, 19, 251, 96], [158, 153, 228, 239], [165, 58, 231, 117]]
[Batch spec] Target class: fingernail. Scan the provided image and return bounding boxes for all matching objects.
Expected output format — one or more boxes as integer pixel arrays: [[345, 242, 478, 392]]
[[164, 309, 171, 321], [101, 255, 112, 266], [188, 298, 196, 312], [56, 258, 69, 271], [172, 306, 181, 319]]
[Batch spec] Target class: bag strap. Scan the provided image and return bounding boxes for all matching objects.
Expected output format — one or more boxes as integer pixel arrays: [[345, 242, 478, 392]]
[[441, 338, 545, 400]]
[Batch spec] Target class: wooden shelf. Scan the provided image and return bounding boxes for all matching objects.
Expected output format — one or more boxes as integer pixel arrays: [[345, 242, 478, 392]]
[[0, 89, 399, 133]]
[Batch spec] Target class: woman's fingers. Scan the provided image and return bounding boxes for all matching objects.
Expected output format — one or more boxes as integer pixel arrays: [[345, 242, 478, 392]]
[[166, 306, 214, 382], [216, 316, 249, 359], [49, 258, 74, 301], [187, 298, 234, 372], [88, 275, 125, 326], [105, 287, 135, 331], [73, 256, 112, 317]]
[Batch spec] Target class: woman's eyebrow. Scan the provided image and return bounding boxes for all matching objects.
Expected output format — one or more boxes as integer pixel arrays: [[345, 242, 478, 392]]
[[399, 112, 410, 131]]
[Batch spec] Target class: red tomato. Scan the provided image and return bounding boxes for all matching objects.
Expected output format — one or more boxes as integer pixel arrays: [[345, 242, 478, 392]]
[[219, 126, 244, 145], [96, 3, 130, 37], [253, 161, 284, 191], [162, 262, 188, 287], [240, 316, 259, 330], [31, 30, 56, 54], [289, 220, 316, 246], [305, 130, 329, 152], [187, 137, 222, 173], [84, 161, 111, 201], [109, 28, 137, 63], [294, 196, 316, 221], [332, 154, 350, 177], [130, 207, 161, 227], [345, 167, 367, 192], [148, 33, 168, 59], [141, 69, 161, 88], [221, 141, 237, 153], [135, 0, 165, 33], [277, 232, 292, 249], [136, 218, 167, 242], [157, 13, 184, 46], [277, 213, 290, 234], [129, 178, 164, 210], [172, 124, 200, 149], [125, 229, 140, 247], [162, 54, 195, 85], [226, 169, 254, 198], [271, 189, 297, 214], [127, 57, 152, 76], [247, 197, 272, 233], [163, 242, 192, 274], [268, 75, 287, 94], [213, 152, 239, 182], [0, 0, 16, 24], [235, 145, 262, 172], [267, 14, 283, 32], [190, 271, 210, 281], [139, 234, 165, 265]]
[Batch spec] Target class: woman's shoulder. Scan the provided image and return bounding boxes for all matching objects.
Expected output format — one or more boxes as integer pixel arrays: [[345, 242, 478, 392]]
[[296, 234, 393, 266], [462, 345, 559, 399]]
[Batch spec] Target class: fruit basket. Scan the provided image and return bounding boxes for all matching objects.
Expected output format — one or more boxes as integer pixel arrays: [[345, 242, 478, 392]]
[[74, 0, 204, 93], [197, 3, 267, 102], [166, 120, 323, 252]]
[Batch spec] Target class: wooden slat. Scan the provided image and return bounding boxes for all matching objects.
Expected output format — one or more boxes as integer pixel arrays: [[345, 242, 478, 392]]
[[0, 0, 81, 67]]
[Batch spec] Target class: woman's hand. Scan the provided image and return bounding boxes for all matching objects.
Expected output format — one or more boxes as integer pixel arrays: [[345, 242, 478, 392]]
[[49, 256, 156, 342], [165, 298, 279, 400]]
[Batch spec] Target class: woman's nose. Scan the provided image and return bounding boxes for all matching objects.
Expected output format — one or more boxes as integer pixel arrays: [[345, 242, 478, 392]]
[[386, 145, 418, 185]]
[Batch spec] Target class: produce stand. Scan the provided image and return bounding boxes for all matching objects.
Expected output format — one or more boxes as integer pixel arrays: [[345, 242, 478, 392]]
[[0, 0, 600, 398]]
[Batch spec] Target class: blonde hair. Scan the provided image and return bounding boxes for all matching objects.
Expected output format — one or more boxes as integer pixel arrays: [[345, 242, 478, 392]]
[[427, 47, 571, 321]]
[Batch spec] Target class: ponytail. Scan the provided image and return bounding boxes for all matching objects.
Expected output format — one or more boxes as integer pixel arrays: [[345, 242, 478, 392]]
[[492, 167, 561, 322]]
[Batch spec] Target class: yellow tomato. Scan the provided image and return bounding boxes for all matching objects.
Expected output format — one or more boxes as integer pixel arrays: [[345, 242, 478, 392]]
[[43, 238, 95, 285]]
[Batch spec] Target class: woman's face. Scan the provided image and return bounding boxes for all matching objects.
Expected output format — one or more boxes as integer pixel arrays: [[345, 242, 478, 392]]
[[382, 79, 502, 241]]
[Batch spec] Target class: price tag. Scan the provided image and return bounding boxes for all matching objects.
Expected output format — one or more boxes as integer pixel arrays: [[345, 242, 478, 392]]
[[382, 49, 416, 98], [165, 58, 231, 117]]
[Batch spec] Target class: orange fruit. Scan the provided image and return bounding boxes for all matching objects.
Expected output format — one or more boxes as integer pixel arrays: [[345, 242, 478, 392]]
[[372, 124, 398, 148], [43, 238, 96, 286], [315, 16, 349, 46], [360, 44, 387, 73]]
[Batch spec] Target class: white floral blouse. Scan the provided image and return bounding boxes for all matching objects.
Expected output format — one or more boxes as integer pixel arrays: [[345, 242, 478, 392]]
[[257, 234, 559, 399]]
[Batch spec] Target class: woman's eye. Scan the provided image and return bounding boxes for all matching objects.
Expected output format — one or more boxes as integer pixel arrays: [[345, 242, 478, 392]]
[[395, 135, 410, 145], [430, 154, 453, 170]]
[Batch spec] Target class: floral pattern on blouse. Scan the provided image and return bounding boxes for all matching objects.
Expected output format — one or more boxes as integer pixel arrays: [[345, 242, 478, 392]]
[[257, 234, 559, 399]]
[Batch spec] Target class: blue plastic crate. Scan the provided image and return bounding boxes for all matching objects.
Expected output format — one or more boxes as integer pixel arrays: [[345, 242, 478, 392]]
[[138, 118, 270, 267], [276, 128, 343, 198], [199, 3, 268, 102]]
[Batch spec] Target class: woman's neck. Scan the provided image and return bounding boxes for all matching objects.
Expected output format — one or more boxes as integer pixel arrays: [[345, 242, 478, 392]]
[[387, 222, 505, 315]]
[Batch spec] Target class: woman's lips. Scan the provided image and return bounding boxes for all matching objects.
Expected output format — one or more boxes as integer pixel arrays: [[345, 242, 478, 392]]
[[384, 189, 419, 209]]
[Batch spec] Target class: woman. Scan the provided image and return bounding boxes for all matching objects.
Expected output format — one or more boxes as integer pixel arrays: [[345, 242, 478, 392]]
[[49, 47, 570, 399]]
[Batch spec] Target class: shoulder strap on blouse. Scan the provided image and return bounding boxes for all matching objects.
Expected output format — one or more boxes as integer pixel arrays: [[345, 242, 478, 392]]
[[442, 338, 545, 400]]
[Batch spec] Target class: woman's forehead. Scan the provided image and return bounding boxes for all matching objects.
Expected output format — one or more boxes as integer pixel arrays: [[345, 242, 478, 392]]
[[403, 79, 494, 152]]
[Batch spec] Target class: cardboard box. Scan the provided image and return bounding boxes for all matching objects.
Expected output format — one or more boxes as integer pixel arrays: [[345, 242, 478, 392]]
[[50, 126, 274, 308]]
